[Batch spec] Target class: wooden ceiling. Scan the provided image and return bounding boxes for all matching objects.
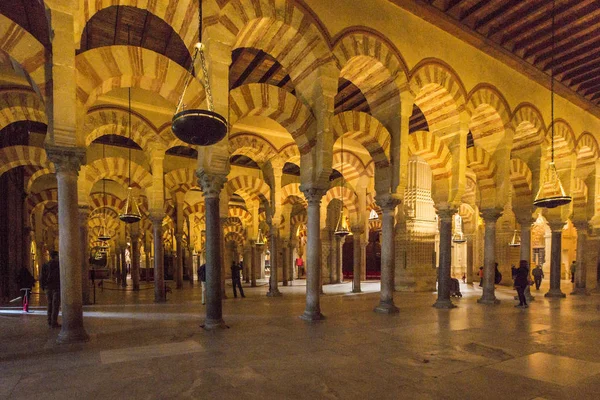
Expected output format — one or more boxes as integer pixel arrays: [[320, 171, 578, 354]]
[[0, 0, 50, 48], [230, 48, 295, 92], [396, 0, 600, 109]]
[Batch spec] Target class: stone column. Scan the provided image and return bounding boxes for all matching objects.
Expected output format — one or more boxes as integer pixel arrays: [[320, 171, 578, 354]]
[[175, 233, 184, 289], [300, 187, 327, 320], [131, 232, 140, 291], [282, 239, 289, 286], [115, 246, 122, 286], [267, 223, 282, 297], [219, 218, 228, 299], [198, 172, 227, 329], [46, 146, 89, 344], [187, 246, 194, 286], [243, 243, 252, 284], [518, 216, 535, 302], [466, 233, 474, 284], [145, 250, 151, 283], [288, 240, 295, 284], [253, 242, 262, 287], [78, 206, 91, 305], [478, 208, 502, 305], [374, 195, 401, 314], [151, 214, 165, 302], [572, 221, 588, 295], [545, 221, 566, 298], [351, 226, 363, 293], [121, 246, 127, 287], [434, 207, 457, 308]]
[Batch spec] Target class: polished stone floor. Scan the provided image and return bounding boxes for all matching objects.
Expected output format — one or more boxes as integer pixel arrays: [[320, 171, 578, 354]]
[[1, 278, 600, 399]]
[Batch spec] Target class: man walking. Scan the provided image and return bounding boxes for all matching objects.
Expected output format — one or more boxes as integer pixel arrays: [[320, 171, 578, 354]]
[[198, 263, 206, 305], [532, 264, 544, 290], [41, 251, 61, 328], [570, 260, 577, 283], [231, 261, 245, 298]]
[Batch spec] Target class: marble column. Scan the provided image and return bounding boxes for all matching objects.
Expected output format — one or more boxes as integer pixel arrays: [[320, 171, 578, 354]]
[[374, 195, 401, 314], [121, 246, 127, 288], [145, 250, 151, 283], [46, 146, 89, 344], [243, 244, 252, 284], [330, 232, 338, 284], [282, 240, 289, 286], [187, 246, 194, 287], [219, 218, 227, 299], [466, 233, 474, 284], [518, 217, 535, 302], [131, 233, 140, 291], [151, 214, 166, 302], [571, 221, 588, 295], [351, 226, 363, 293], [253, 243, 262, 287], [478, 208, 502, 305], [115, 246, 122, 286], [78, 206, 91, 305], [198, 172, 227, 329], [300, 187, 327, 320], [545, 221, 566, 298], [175, 233, 184, 289], [288, 240, 295, 284], [434, 207, 457, 308], [267, 224, 282, 297]]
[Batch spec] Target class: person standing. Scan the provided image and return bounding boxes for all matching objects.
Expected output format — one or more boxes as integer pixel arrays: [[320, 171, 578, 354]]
[[514, 260, 530, 309], [198, 263, 206, 305], [478, 266, 484, 287], [532, 264, 544, 290], [231, 261, 245, 298], [570, 260, 577, 283], [16, 265, 35, 309], [40, 251, 61, 328]]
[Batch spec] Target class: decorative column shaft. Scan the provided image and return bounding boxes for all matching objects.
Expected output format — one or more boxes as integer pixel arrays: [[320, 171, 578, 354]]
[[434, 207, 457, 308], [198, 172, 227, 329], [151, 214, 165, 302], [351, 226, 363, 293], [46, 146, 89, 344], [572, 221, 588, 295], [78, 206, 91, 305], [131, 233, 140, 291], [187, 246, 194, 286], [121, 246, 127, 287], [253, 243, 263, 288], [267, 224, 282, 297], [145, 250, 151, 283], [175, 233, 184, 289], [282, 240, 289, 286], [288, 241, 295, 284], [300, 187, 327, 320], [374, 195, 401, 314], [243, 244, 252, 284], [545, 221, 566, 298], [478, 208, 502, 305]]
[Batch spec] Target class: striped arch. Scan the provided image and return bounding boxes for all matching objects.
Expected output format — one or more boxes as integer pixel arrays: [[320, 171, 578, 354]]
[[282, 183, 305, 206], [89, 192, 125, 213], [290, 211, 308, 229], [226, 175, 271, 205], [84, 107, 162, 151], [369, 219, 382, 231], [466, 84, 511, 144], [332, 149, 366, 183], [409, 60, 467, 137], [85, 157, 152, 190], [229, 133, 277, 165], [42, 209, 58, 229], [407, 130, 452, 180], [545, 120, 576, 160], [467, 146, 497, 198], [331, 111, 391, 169], [214, 0, 335, 108], [571, 177, 588, 211], [76, 46, 205, 111], [229, 206, 252, 226], [229, 84, 316, 154], [89, 207, 119, 221], [88, 216, 120, 238], [575, 132, 599, 170], [26, 167, 55, 193], [26, 189, 57, 216], [0, 89, 47, 131], [224, 224, 245, 237], [510, 158, 533, 199], [224, 232, 245, 248], [323, 186, 359, 216], [458, 203, 476, 229], [0, 146, 52, 177], [279, 143, 302, 166], [183, 202, 205, 219], [512, 103, 545, 151], [78, 1, 198, 52], [164, 168, 196, 197], [0, 15, 48, 98], [163, 199, 175, 219]]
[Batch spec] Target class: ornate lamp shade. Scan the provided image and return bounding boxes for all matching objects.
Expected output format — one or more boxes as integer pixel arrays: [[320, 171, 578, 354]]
[[334, 214, 350, 238], [533, 162, 571, 209], [119, 187, 142, 224]]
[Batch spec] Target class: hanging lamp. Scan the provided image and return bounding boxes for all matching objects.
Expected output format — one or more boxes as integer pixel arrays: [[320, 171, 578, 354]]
[[334, 131, 350, 238], [119, 26, 142, 224], [508, 229, 521, 247], [97, 142, 112, 241], [368, 209, 379, 221], [171, 0, 227, 146], [533, 0, 571, 209], [255, 228, 265, 246], [451, 215, 466, 243]]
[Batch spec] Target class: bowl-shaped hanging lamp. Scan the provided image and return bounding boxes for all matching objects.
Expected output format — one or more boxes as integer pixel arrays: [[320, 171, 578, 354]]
[[119, 187, 142, 224], [255, 228, 265, 246], [334, 215, 350, 238], [508, 229, 521, 247]]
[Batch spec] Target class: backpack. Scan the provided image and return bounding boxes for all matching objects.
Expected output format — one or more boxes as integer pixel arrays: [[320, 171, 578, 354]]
[[495, 270, 502, 284]]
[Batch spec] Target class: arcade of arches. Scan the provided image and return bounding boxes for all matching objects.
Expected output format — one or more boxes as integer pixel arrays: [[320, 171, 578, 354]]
[[2, 0, 600, 347]]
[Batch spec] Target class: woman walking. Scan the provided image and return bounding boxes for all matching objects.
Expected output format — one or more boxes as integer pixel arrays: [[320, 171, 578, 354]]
[[514, 260, 530, 309]]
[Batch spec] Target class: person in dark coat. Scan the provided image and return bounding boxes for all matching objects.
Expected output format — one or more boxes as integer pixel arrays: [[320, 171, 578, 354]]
[[40, 251, 61, 327], [514, 260, 530, 309], [231, 261, 245, 298], [16, 266, 35, 307], [197, 264, 206, 305]]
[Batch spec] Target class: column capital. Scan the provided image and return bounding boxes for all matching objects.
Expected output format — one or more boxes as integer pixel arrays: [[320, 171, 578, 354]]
[[149, 212, 165, 225], [435, 206, 457, 222], [548, 220, 566, 232], [45, 145, 85, 174], [300, 185, 327, 205], [572, 220, 589, 232], [174, 232, 184, 241], [197, 171, 227, 199], [350, 225, 364, 235], [375, 193, 402, 212], [480, 208, 503, 223], [516, 215, 535, 228]]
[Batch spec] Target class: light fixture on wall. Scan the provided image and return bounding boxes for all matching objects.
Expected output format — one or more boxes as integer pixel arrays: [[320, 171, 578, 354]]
[[508, 229, 521, 247], [119, 26, 142, 224], [171, 0, 227, 146], [533, 0, 571, 209], [334, 131, 350, 238]]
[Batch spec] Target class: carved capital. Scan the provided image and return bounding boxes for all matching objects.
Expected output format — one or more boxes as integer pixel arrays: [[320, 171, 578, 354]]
[[350, 224, 364, 235], [548, 220, 566, 232], [300, 185, 327, 206], [480, 208, 503, 223], [572, 220, 589, 232], [78, 205, 90, 224], [197, 172, 227, 199], [45, 145, 85, 174], [149, 212, 165, 226], [516, 216, 535, 228], [375, 194, 401, 212]]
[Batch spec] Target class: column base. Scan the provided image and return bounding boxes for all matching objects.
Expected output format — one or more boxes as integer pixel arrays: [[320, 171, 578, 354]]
[[300, 310, 325, 321], [570, 288, 589, 295], [544, 289, 566, 298], [251, 281, 257, 287], [154, 297, 166, 303], [266, 289, 282, 297], [201, 318, 228, 330], [374, 301, 399, 314], [477, 296, 500, 305], [432, 298, 457, 309], [282, 281, 288, 287], [56, 327, 89, 344], [352, 288, 362, 293]]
